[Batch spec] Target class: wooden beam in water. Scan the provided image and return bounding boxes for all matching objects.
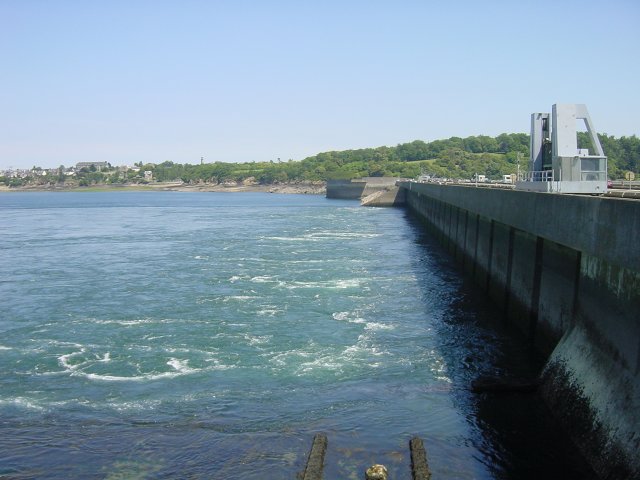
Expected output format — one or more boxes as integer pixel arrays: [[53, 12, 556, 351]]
[[410, 437, 432, 480], [302, 433, 327, 480]]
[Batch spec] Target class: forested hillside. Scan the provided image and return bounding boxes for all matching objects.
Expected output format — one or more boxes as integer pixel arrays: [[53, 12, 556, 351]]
[[295, 134, 529, 181], [153, 132, 639, 183]]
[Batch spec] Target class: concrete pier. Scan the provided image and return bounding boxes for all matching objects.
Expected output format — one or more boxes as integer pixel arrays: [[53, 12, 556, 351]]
[[400, 181, 640, 479]]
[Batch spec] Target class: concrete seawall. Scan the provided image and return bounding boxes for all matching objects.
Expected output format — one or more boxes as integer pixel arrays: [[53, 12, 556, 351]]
[[326, 178, 406, 206], [400, 181, 640, 479], [326, 179, 369, 199]]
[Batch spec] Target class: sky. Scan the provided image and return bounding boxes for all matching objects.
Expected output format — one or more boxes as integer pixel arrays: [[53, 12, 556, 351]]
[[1, 0, 639, 170]]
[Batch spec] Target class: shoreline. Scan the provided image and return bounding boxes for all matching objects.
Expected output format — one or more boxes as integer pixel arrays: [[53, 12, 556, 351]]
[[0, 181, 327, 195]]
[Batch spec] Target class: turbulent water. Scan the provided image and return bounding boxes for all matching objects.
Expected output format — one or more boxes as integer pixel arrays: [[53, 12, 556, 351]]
[[0, 192, 594, 479]]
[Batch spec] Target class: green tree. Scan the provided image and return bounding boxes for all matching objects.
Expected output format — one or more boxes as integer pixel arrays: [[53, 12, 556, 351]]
[[57, 165, 66, 183]]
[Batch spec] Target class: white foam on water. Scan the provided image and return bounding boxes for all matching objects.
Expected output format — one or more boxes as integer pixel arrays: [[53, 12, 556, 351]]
[[166, 357, 198, 374], [203, 358, 237, 370], [91, 318, 175, 326], [193, 255, 209, 260], [250, 275, 276, 283], [269, 348, 313, 367], [0, 396, 46, 411], [31, 328, 51, 335], [265, 232, 381, 243], [264, 331, 391, 377], [294, 342, 387, 376], [143, 335, 169, 341], [243, 334, 272, 346], [364, 322, 394, 331], [343, 335, 387, 358], [58, 349, 87, 371], [164, 347, 189, 354], [196, 297, 214, 304], [284, 259, 333, 264], [332, 311, 393, 332], [105, 399, 162, 412], [306, 232, 382, 239], [296, 356, 344, 375], [46, 340, 84, 348], [256, 308, 284, 317], [286, 279, 363, 290], [222, 295, 258, 303], [351, 318, 368, 325], [0, 345, 12, 350], [284, 282, 324, 290], [343, 342, 364, 356], [263, 236, 315, 242], [47, 399, 81, 408], [82, 370, 184, 382], [233, 257, 276, 263], [335, 279, 361, 288], [426, 349, 452, 383], [35, 370, 68, 377], [57, 347, 207, 382]]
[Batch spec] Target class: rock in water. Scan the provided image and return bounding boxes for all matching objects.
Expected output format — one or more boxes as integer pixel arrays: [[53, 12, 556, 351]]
[[365, 464, 388, 480]]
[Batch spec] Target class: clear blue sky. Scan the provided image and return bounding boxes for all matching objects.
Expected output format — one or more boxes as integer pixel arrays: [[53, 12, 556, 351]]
[[1, 0, 638, 169]]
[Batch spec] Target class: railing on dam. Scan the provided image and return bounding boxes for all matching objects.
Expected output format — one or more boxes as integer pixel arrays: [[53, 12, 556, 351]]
[[518, 170, 554, 182]]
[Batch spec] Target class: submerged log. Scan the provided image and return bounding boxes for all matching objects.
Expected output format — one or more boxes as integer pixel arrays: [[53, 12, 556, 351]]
[[410, 437, 432, 480], [302, 433, 327, 480], [471, 375, 541, 393]]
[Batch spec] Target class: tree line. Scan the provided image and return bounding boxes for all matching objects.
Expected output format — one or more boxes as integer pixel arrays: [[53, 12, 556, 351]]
[[133, 133, 538, 184], [582, 133, 640, 179], [131, 132, 640, 182], [2, 132, 638, 187]]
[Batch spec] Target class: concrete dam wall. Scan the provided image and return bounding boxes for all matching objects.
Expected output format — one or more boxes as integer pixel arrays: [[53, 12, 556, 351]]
[[399, 182, 640, 479]]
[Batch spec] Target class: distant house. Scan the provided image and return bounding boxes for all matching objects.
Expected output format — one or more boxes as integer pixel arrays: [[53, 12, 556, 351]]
[[76, 161, 109, 171]]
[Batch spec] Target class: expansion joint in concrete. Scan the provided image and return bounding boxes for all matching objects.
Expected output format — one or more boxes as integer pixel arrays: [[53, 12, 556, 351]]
[[529, 237, 544, 343], [486, 220, 495, 294]]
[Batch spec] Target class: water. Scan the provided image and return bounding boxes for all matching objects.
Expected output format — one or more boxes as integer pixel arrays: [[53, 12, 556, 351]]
[[0, 192, 594, 479]]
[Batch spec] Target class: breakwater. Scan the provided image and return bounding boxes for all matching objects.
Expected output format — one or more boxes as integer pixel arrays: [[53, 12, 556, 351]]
[[326, 178, 406, 206], [399, 181, 640, 479]]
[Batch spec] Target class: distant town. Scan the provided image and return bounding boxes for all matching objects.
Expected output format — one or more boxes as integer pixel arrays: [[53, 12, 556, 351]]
[[1, 161, 154, 187]]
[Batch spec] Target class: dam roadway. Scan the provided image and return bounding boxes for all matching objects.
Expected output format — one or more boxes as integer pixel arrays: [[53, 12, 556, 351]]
[[397, 181, 640, 480]]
